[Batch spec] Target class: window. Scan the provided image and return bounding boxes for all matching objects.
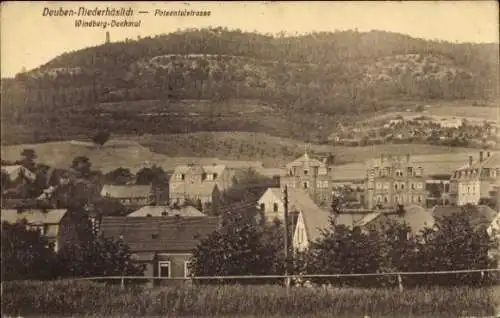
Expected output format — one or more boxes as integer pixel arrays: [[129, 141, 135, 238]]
[[376, 195, 382, 203], [417, 196, 422, 203], [407, 167, 413, 176], [206, 173, 214, 181], [181, 174, 185, 181], [273, 203, 279, 212], [376, 183, 381, 189], [395, 170, 403, 177], [417, 183, 423, 189], [213, 173, 218, 179], [411, 183, 415, 190], [303, 181, 309, 189], [384, 196, 388, 203], [184, 261, 192, 278], [158, 261, 171, 277], [260, 203, 265, 211], [394, 184, 398, 190], [303, 169, 309, 175], [400, 183, 405, 190], [383, 183, 389, 189], [415, 167, 423, 176]]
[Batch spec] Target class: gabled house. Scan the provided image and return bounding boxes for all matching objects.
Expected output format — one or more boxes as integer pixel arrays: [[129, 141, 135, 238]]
[[1, 208, 75, 252], [100, 184, 154, 206], [169, 182, 221, 207], [450, 151, 499, 206], [100, 216, 219, 280], [1, 165, 36, 183], [127, 205, 206, 218], [290, 188, 333, 252], [169, 164, 232, 195]]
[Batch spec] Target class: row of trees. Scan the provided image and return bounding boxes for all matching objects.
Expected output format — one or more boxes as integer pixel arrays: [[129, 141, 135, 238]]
[[4, 205, 497, 287], [190, 207, 499, 287]]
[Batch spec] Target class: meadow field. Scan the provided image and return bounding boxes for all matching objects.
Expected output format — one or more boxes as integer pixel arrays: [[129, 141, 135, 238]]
[[1, 131, 479, 174], [2, 280, 499, 317]]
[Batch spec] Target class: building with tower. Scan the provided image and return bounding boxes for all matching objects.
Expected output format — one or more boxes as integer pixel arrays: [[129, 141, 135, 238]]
[[280, 149, 335, 207]]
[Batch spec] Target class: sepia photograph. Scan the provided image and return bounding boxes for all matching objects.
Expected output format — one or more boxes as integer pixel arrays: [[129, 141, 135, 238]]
[[1, 1, 499, 317]]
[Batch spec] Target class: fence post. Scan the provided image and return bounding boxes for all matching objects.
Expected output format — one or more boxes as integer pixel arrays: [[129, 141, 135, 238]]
[[397, 274, 404, 292], [120, 276, 125, 290]]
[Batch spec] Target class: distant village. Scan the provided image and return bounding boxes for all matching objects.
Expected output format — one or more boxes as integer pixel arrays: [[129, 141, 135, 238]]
[[1, 139, 499, 280], [329, 112, 498, 148]]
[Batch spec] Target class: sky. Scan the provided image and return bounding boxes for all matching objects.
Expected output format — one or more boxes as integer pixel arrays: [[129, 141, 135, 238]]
[[1, 1, 499, 78]]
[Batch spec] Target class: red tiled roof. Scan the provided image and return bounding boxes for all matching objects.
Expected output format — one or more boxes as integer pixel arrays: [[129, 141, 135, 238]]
[[100, 216, 219, 253]]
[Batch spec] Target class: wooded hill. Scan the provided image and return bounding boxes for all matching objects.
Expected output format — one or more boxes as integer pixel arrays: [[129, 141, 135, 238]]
[[2, 28, 498, 144]]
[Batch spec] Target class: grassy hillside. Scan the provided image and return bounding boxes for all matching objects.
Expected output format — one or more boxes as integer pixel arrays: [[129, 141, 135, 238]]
[[1, 133, 479, 176], [1, 28, 498, 145]]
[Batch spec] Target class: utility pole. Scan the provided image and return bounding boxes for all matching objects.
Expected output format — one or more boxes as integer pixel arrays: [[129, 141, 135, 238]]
[[283, 185, 290, 289]]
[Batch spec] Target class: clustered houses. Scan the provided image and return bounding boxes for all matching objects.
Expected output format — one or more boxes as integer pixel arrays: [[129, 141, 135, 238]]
[[266, 150, 500, 253], [450, 151, 499, 206]]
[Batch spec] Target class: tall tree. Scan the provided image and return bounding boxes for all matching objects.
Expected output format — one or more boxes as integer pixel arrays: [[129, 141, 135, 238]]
[[71, 156, 92, 179], [1, 220, 58, 281], [189, 212, 279, 284], [57, 235, 145, 278]]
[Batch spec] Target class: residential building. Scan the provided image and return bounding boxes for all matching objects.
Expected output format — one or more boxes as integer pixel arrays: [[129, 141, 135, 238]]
[[290, 187, 332, 252], [365, 154, 426, 209], [1, 165, 36, 183], [487, 213, 500, 265], [169, 182, 221, 208], [257, 188, 285, 222], [169, 164, 232, 197], [100, 216, 219, 281], [127, 205, 206, 218], [1, 208, 75, 252], [100, 184, 154, 206], [439, 118, 463, 129], [281, 151, 335, 207], [450, 151, 500, 206]]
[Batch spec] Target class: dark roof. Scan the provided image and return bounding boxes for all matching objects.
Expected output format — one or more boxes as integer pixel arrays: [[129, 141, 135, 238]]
[[100, 216, 219, 253], [100, 184, 152, 199]]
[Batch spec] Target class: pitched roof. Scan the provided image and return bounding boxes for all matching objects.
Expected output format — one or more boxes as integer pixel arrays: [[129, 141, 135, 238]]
[[172, 164, 226, 176], [100, 184, 152, 198], [127, 205, 206, 217], [456, 152, 500, 172], [170, 182, 217, 197], [286, 187, 332, 243], [286, 152, 325, 169], [1, 165, 36, 182], [334, 213, 366, 227], [336, 205, 433, 234], [100, 216, 219, 252], [1, 208, 67, 225]]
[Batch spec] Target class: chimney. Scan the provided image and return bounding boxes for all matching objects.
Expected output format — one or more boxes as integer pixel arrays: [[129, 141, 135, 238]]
[[469, 156, 473, 167], [479, 151, 484, 162]]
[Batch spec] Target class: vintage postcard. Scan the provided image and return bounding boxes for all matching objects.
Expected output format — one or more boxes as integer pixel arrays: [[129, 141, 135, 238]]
[[1, 1, 499, 317]]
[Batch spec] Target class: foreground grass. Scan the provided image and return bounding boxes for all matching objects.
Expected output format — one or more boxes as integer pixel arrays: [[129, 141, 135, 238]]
[[2, 281, 499, 317]]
